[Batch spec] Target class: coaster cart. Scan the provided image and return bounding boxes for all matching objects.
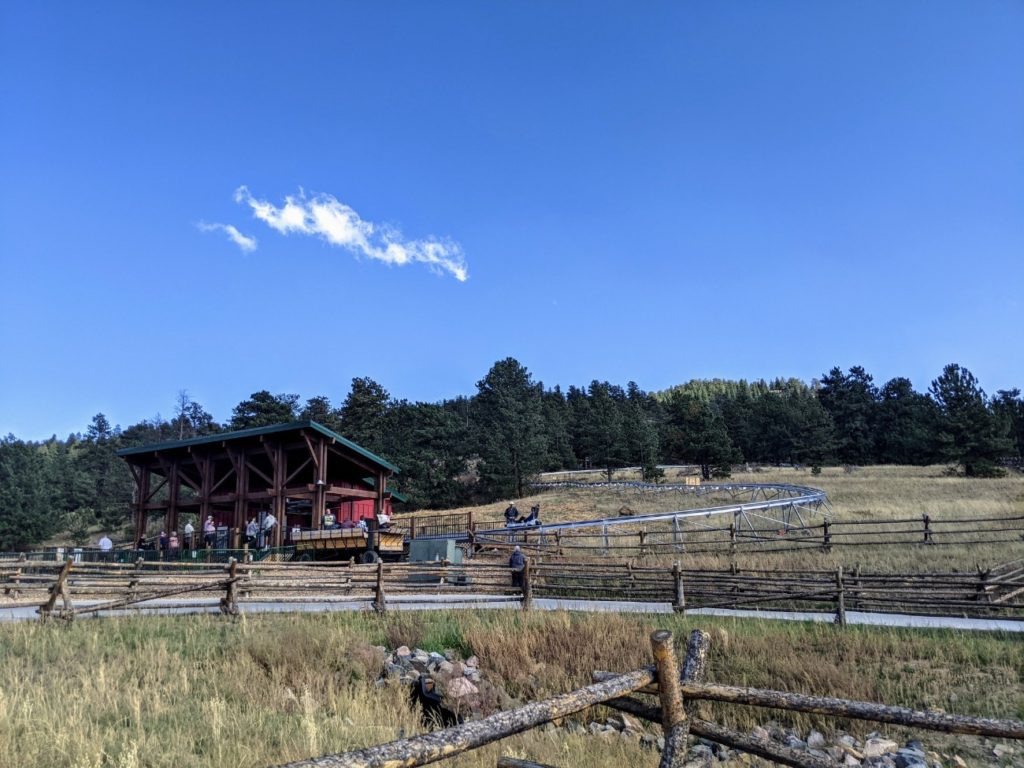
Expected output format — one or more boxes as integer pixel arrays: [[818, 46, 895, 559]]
[[291, 525, 405, 563]]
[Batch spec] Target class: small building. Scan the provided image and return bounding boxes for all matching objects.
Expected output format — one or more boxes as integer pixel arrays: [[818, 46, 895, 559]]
[[117, 421, 401, 548]]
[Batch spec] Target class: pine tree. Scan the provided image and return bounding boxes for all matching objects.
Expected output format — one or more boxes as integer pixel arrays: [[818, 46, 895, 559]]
[[929, 364, 1011, 476], [338, 378, 391, 454], [471, 358, 547, 498]]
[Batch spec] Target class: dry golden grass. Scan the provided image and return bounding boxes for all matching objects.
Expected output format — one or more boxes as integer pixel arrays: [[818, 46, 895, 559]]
[[0, 609, 1020, 768]]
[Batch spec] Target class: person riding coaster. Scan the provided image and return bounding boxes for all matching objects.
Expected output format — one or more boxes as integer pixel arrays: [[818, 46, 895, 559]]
[[506, 504, 541, 528]]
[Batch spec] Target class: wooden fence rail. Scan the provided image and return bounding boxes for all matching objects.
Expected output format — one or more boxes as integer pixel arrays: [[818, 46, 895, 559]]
[[269, 629, 1024, 768], [7, 557, 1022, 622], [471, 512, 1024, 559]]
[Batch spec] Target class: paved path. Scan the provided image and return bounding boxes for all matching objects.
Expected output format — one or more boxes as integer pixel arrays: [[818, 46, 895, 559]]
[[3, 595, 1021, 632]]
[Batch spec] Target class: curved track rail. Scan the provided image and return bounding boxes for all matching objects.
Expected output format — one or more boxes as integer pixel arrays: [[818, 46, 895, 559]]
[[470, 480, 830, 540]]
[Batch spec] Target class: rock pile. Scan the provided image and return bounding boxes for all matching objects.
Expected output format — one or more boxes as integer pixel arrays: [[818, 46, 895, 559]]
[[377, 651, 1019, 767], [379, 646, 515, 719]]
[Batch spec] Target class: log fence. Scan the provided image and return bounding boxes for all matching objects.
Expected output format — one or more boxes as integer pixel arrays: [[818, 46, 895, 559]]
[[469, 512, 1024, 561], [270, 629, 1024, 768], [4, 556, 1022, 621]]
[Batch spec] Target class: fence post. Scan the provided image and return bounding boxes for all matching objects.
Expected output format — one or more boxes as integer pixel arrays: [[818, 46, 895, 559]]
[[672, 516, 681, 552], [39, 558, 73, 621], [639, 528, 647, 556], [374, 560, 387, 614], [555, 529, 563, 556], [220, 558, 239, 616], [521, 560, 532, 611], [729, 520, 737, 561], [923, 514, 932, 544], [822, 519, 831, 551], [672, 561, 685, 614], [603, 523, 609, 555], [835, 566, 846, 626], [650, 630, 688, 768]]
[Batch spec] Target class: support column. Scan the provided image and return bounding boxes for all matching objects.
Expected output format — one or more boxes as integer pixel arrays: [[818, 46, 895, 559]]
[[312, 437, 327, 535], [134, 466, 150, 544]]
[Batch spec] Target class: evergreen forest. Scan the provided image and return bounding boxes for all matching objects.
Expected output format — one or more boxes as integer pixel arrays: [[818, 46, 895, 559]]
[[1, 360, 1021, 550]]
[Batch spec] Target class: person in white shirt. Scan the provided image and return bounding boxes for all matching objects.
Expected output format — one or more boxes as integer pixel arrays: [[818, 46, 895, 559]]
[[183, 520, 195, 549], [98, 534, 113, 552], [262, 512, 277, 548]]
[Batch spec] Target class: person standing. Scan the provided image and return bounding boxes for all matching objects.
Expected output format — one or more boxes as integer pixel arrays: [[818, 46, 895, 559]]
[[509, 545, 526, 588], [158, 530, 169, 558], [262, 511, 277, 548], [168, 532, 180, 559], [183, 520, 195, 550], [244, 517, 258, 547], [203, 516, 216, 548]]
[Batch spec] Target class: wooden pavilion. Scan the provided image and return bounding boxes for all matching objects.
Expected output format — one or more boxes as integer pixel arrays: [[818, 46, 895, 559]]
[[117, 421, 401, 548]]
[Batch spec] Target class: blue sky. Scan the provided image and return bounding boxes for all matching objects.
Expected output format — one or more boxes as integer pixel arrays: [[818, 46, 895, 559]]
[[2, 2, 1022, 440]]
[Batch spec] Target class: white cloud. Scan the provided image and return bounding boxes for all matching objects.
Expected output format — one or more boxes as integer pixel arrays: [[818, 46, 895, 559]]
[[197, 221, 258, 253], [233, 186, 468, 281]]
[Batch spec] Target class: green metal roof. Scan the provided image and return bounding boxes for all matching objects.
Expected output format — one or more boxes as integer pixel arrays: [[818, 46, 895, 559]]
[[116, 420, 400, 474], [361, 476, 409, 504]]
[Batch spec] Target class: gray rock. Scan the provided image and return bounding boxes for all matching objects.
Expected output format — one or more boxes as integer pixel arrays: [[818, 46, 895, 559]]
[[438, 660, 454, 674], [807, 730, 827, 749], [689, 744, 714, 761], [784, 736, 807, 750], [465, 655, 479, 668], [395, 645, 411, 657], [843, 755, 861, 767], [428, 651, 446, 663], [750, 726, 770, 742], [864, 739, 898, 758]]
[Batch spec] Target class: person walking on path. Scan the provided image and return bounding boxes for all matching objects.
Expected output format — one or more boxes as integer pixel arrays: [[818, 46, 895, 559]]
[[509, 545, 526, 588]]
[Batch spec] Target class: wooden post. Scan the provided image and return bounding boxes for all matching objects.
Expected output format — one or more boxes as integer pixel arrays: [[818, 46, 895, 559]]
[[822, 519, 831, 551], [39, 558, 73, 621], [374, 560, 386, 613], [220, 558, 239, 616], [522, 560, 532, 611], [603, 523, 609, 555], [650, 630, 688, 768], [835, 566, 846, 626], [923, 514, 932, 544], [672, 515, 681, 551], [639, 528, 647, 556], [555, 529, 562, 556], [672, 561, 685, 614], [729, 521, 736, 560]]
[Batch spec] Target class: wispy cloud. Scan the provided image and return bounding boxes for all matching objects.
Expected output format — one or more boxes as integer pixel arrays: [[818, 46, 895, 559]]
[[197, 221, 258, 253], [233, 186, 468, 282]]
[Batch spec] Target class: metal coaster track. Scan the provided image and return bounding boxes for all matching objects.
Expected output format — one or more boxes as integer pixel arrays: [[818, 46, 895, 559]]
[[468, 480, 830, 539]]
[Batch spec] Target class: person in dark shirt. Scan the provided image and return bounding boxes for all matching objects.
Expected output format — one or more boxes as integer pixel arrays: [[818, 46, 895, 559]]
[[504, 503, 519, 527], [509, 545, 526, 587]]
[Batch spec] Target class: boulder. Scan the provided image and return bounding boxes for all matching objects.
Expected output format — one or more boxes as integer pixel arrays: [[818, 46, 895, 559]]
[[864, 739, 899, 758], [750, 726, 771, 742], [465, 655, 479, 668], [395, 646, 411, 657], [438, 660, 455, 675], [445, 677, 478, 698], [807, 730, 827, 749]]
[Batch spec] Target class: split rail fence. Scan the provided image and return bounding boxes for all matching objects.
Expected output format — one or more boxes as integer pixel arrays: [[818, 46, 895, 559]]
[[270, 628, 1024, 768], [2, 557, 1021, 622], [470, 513, 1024, 559]]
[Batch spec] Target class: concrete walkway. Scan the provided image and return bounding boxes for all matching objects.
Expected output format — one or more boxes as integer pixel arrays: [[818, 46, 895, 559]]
[[2, 595, 1021, 632]]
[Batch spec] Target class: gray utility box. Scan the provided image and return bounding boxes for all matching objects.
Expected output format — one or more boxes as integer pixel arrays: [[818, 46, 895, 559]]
[[407, 539, 468, 585], [408, 538, 463, 564]]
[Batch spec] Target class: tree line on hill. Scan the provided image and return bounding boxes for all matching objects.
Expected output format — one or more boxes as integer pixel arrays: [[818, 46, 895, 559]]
[[1, 360, 1021, 550]]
